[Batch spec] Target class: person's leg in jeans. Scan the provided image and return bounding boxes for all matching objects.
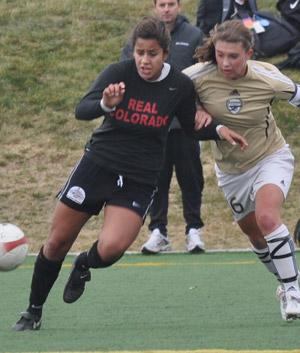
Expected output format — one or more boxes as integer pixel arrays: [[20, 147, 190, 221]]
[[174, 130, 205, 252], [141, 132, 174, 253]]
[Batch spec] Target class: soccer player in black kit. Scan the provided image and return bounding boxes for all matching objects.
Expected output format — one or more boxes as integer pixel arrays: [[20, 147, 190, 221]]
[[12, 16, 247, 331]]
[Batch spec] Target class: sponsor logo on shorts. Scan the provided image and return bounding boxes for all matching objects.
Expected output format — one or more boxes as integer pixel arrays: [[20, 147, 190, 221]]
[[226, 98, 243, 114], [132, 201, 141, 208], [66, 186, 86, 205]]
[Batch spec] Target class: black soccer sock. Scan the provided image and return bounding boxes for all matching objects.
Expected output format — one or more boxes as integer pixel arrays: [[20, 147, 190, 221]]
[[79, 241, 123, 269], [28, 247, 63, 315]]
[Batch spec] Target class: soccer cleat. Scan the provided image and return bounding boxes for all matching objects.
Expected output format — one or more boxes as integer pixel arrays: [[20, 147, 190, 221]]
[[141, 228, 171, 254], [63, 253, 91, 304], [186, 228, 205, 253], [12, 311, 42, 331], [276, 285, 300, 321]]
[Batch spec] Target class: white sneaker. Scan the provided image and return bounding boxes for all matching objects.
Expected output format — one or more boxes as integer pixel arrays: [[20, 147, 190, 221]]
[[141, 229, 171, 254], [276, 285, 300, 321], [186, 228, 205, 253]]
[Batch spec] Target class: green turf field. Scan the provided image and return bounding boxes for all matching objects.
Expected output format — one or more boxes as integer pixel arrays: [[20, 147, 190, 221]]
[[1, 252, 300, 353]]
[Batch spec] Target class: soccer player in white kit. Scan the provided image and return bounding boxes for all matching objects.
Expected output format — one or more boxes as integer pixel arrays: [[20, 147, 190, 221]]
[[184, 19, 300, 321]]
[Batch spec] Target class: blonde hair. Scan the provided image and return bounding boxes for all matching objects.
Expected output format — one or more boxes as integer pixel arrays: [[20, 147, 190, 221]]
[[195, 20, 253, 63]]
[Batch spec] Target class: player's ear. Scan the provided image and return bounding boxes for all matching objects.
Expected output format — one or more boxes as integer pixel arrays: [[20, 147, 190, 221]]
[[247, 48, 254, 59], [163, 50, 168, 61]]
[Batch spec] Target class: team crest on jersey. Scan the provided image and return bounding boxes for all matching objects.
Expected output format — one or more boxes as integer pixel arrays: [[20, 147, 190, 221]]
[[226, 98, 243, 114]]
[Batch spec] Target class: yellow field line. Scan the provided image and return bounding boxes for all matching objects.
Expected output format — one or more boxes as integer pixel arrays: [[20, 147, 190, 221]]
[[116, 261, 256, 268], [17, 260, 256, 270], [3, 348, 297, 352]]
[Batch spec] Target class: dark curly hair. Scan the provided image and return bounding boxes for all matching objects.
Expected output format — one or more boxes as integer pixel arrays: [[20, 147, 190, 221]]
[[131, 16, 170, 54]]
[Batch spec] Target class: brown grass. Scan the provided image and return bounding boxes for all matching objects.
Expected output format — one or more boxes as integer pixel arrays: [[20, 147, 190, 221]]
[[1, 0, 300, 254]]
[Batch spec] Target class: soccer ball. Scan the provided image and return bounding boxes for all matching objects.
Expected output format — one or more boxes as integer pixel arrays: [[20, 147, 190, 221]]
[[0, 223, 28, 271]]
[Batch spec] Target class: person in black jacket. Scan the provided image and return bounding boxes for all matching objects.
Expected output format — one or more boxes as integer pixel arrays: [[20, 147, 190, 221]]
[[122, 0, 208, 254], [12, 16, 247, 331], [196, 0, 235, 36]]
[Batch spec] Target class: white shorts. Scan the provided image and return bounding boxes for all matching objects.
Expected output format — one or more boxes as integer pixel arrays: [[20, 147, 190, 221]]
[[215, 145, 294, 221]]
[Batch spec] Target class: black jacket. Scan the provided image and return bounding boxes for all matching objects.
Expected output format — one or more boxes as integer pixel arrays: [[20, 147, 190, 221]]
[[196, 0, 235, 35], [121, 15, 203, 70]]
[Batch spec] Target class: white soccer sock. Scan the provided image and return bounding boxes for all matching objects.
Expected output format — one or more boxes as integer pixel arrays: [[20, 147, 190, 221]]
[[252, 246, 279, 280], [265, 224, 299, 291]]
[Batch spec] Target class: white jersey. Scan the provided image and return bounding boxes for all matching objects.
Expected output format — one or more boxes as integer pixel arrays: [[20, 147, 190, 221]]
[[184, 60, 299, 174]]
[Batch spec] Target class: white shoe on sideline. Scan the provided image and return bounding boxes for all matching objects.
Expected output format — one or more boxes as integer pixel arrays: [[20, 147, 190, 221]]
[[141, 229, 171, 254], [276, 285, 300, 321], [186, 228, 205, 253]]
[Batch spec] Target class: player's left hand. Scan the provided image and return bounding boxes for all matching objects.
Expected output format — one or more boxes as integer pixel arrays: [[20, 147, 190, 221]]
[[218, 126, 248, 151]]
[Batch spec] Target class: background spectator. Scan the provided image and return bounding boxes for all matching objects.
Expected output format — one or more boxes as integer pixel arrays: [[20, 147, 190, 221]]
[[121, 0, 207, 254]]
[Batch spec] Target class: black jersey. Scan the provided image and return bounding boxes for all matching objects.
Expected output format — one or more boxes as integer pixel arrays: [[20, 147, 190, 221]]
[[75, 59, 219, 185]]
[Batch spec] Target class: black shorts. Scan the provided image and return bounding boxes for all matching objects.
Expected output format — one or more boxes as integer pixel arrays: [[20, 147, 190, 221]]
[[57, 155, 157, 220]]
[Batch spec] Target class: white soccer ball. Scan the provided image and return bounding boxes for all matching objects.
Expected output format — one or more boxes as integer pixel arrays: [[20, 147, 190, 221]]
[[0, 223, 28, 271]]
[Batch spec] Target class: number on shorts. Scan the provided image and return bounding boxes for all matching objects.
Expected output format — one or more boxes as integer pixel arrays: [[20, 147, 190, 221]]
[[229, 197, 244, 214]]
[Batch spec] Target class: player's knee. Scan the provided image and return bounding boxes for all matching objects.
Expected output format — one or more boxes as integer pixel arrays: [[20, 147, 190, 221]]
[[87, 241, 123, 268], [249, 236, 267, 250], [43, 240, 69, 261], [256, 212, 278, 235], [99, 255, 122, 268]]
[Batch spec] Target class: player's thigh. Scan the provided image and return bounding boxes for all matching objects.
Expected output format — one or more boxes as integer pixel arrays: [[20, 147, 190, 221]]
[[253, 146, 294, 208], [255, 184, 284, 215], [99, 205, 143, 256], [215, 165, 255, 221], [45, 201, 91, 260], [215, 145, 294, 222]]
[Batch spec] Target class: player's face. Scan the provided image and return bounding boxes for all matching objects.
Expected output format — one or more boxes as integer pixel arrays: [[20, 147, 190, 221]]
[[133, 38, 168, 81], [154, 0, 180, 26], [215, 40, 253, 80]]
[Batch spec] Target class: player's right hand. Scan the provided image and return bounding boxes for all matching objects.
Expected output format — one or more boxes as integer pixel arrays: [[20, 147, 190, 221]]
[[102, 82, 126, 109]]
